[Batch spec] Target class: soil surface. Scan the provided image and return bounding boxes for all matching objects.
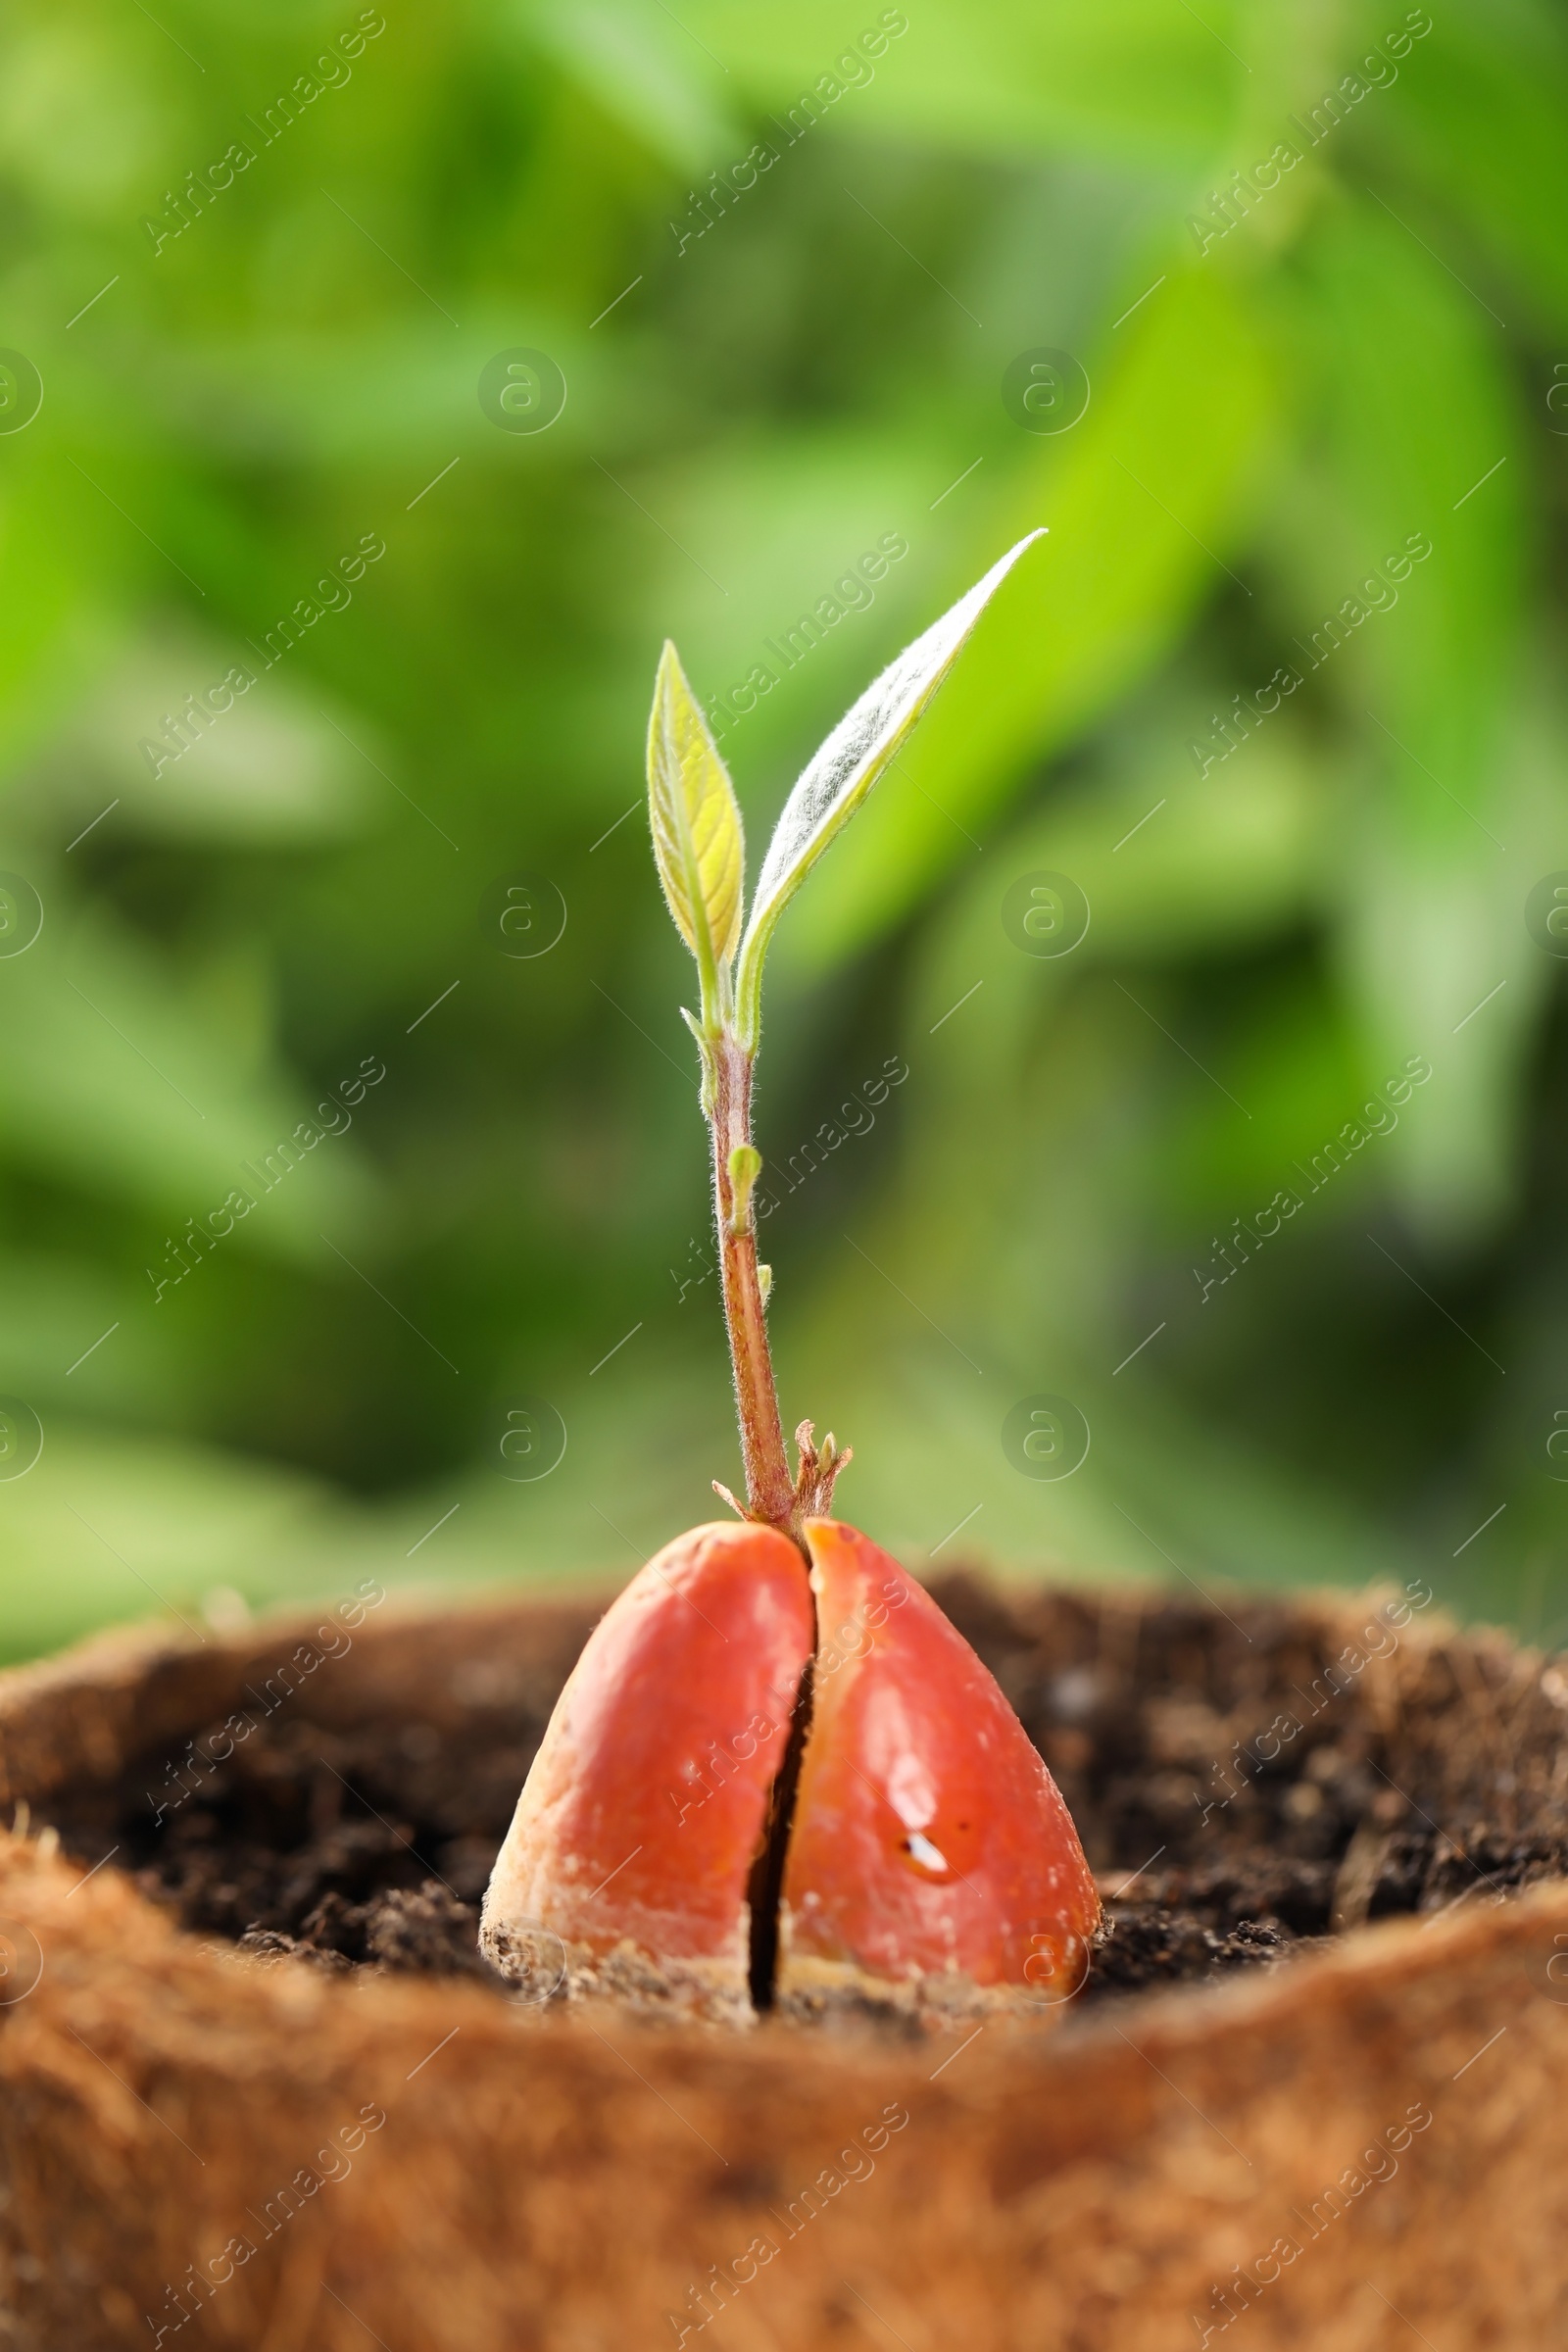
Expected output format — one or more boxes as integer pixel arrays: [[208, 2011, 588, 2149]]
[[39, 1574, 1568, 2012]]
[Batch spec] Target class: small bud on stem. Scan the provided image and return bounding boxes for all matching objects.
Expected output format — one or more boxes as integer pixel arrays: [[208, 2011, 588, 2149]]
[[726, 1144, 762, 1235]]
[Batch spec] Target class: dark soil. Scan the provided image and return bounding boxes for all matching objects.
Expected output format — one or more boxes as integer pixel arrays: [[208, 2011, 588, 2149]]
[[39, 1574, 1568, 2012]]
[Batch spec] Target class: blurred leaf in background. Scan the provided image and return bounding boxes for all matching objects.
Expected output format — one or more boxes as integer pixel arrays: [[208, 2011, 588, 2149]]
[[1, 0, 1567, 1664]]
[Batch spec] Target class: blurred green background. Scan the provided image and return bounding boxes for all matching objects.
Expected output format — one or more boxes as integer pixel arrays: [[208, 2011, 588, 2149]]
[[2, 0, 1566, 1665]]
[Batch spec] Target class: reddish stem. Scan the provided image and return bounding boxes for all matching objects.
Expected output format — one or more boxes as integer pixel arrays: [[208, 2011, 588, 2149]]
[[709, 1034, 797, 1537]]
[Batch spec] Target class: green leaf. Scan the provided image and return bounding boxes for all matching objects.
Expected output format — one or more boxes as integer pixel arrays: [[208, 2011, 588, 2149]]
[[646, 639, 746, 1013], [778, 260, 1276, 972], [733, 531, 1044, 1048], [24, 627, 375, 847]]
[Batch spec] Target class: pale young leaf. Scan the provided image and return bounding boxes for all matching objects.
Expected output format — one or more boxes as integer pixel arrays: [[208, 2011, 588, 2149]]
[[646, 640, 745, 1002], [734, 531, 1045, 1046]]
